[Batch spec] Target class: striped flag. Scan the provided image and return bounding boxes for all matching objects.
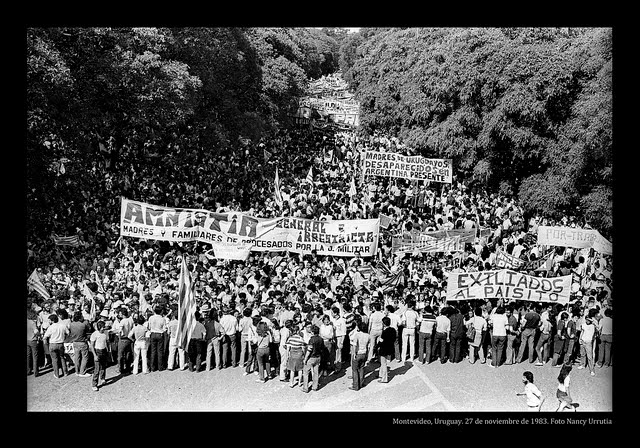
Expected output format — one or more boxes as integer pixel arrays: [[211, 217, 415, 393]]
[[52, 234, 81, 247], [348, 176, 357, 197], [376, 261, 405, 292], [274, 167, 284, 208], [176, 257, 197, 351], [306, 166, 313, 184], [27, 269, 51, 300]]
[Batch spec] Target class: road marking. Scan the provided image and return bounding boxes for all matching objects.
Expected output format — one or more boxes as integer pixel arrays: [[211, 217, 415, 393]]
[[412, 365, 456, 411], [390, 392, 443, 411]]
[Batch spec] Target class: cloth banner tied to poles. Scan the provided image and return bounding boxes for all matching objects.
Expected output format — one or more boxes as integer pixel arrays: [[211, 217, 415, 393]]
[[446, 269, 572, 304]]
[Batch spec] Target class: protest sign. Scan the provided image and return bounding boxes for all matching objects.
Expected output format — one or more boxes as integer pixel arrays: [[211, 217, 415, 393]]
[[495, 250, 525, 269], [393, 235, 463, 254], [392, 228, 475, 253], [379, 214, 393, 229], [537, 226, 612, 255], [362, 151, 453, 183], [446, 269, 572, 304], [120, 198, 379, 257]]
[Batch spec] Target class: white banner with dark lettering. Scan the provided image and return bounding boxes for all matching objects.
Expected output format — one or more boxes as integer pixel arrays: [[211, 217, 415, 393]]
[[537, 226, 612, 255], [362, 151, 453, 183], [446, 269, 572, 304], [120, 198, 378, 257]]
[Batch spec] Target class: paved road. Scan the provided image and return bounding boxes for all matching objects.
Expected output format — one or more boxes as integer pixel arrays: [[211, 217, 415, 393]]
[[26, 359, 612, 412]]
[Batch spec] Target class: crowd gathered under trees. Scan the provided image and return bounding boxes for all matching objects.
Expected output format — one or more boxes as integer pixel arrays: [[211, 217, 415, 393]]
[[27, 27, 612, 404], [26, 123, 613, 399]]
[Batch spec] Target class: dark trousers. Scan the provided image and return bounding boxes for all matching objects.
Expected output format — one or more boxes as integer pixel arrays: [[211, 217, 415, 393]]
[[188, 339, 204, 372], [149, 333, 165, 372], [491, 335, 506, 367], [434, 332, 448, 363], [535, 333, 550, 364], [222, 333, 238, 367], [118, 338, 133, 373], [516, 328, 537, 363], [27, 340, 40, 375], [598, 334, 612, 367], [418, 332, 433, 363], [256, 347, 271, 380], [351, 353, 366, 390], [92, 348, 107, 388], [449, 336, 463, 363], [49, 342, 68, 377]]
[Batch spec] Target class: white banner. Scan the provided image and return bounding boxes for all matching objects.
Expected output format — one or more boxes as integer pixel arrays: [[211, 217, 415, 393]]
[[362, 151, 453, 183], [446, 269, 572, 304], [120, 198, 378, 257], [537, 226, 612, 255]]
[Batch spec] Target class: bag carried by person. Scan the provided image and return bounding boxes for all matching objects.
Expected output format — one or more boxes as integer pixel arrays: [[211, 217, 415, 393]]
[[466, 323, 476, 341]]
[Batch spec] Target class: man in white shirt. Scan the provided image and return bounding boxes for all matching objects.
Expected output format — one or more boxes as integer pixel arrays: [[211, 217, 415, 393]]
[[219, 308, 239, 368], [434, 308, 451, 363], [578, 313, 597, 376], [331, 307, 347, 373], [597, 309, 613, 368], [489, 307, 509, 368], [43, 314, 70, 378], [367, 302, 385, 362]]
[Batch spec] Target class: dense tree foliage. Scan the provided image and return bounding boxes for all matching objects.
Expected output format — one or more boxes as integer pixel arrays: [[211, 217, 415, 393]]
[[26, 27, 613, 239], [346, 27, 612, 236]]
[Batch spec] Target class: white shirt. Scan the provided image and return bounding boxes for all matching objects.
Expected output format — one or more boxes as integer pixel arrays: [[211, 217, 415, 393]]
[[580, 322, 596, 343], [489, 313, 509, 337]]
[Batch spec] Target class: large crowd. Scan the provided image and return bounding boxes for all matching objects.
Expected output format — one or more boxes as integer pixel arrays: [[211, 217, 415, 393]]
[[27, 120, 613, 407]]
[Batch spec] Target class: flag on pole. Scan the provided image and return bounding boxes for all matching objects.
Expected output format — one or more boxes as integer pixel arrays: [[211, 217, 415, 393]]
[[52, 234, 81, 247], [274, 167, 284, 208], [348, 176, 357, 197], [27, 269, 51, 300], [81, 281, 96, 321], [176, 257, 197, 351], [306, 166, 313, 184]]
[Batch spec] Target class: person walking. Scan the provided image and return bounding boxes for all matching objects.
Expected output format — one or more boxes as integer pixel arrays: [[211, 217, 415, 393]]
[[555, 363, 577, 412], [377, 316, 396, 383], [302, 324, 323, 392], [129, 316, 150, 375], [418, 306, 436, 364], [516, 371, 543, 411], [68, 311, 92, 377], [89, 320, 109, 391]]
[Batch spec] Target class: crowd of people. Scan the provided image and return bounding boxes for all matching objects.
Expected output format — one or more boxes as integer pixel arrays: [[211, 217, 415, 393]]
[[27, 119, 613, 409]]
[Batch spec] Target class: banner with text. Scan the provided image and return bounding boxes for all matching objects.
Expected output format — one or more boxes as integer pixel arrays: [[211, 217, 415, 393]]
[[362, 151, 453, 183], [120, 198, 378, 257], [446, 269, 572, 304], [393, 235, 463, 254], [537, 226, 612, 255]]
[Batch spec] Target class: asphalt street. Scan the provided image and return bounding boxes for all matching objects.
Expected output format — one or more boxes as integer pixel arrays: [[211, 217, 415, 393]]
[[26, 357, 613, 412]]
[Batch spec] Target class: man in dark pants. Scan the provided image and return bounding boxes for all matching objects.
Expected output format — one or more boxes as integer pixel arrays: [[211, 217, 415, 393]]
[[188, 312, 206, 372], [115, 308, 135, 374], [489, 307, 508, 367], [516, 304, 542, 364], [147, 306, 167, 372], [220, 307, 239, 368], [434, 307, 451, 363], [349, 321, 369, 391], [448, 307, 465, 363]]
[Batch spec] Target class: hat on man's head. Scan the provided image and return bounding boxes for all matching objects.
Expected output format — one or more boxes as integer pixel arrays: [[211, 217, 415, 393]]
[[201, 303, 211, 313], [68, 298, 75, 304], [53, 268, 61, 274], [99, 310, 109, 317]]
